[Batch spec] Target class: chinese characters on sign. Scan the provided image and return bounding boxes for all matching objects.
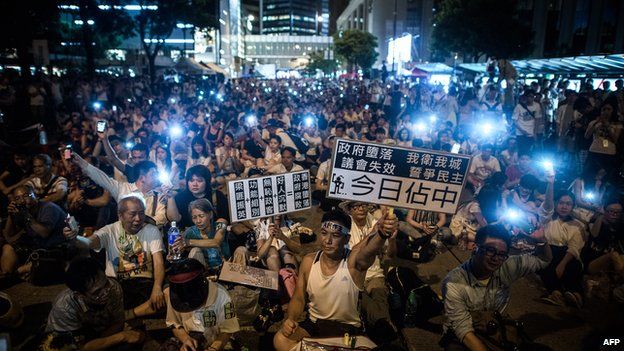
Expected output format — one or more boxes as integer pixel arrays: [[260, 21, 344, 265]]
[[227, 170, 311, 222], [327, 139, 471, 214]]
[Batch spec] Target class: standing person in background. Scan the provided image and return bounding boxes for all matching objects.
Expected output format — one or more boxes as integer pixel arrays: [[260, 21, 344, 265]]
[[512, 92, 540, 154], [584, 100, 622, 177]]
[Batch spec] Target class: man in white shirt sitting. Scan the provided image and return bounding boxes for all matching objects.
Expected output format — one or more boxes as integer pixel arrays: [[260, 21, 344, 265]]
[[467, 144, 501, 189], [267, 147, 304, 175], [72, 152, 168, 226], [64, 194, 166, 320]]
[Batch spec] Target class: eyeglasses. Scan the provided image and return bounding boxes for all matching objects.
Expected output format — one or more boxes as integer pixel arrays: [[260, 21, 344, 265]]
[[349, 203, 367, 210], [478, 246, 509, 261]]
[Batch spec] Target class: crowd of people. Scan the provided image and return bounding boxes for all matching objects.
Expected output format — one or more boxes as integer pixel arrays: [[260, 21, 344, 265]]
[[0, 68, 623, 350]]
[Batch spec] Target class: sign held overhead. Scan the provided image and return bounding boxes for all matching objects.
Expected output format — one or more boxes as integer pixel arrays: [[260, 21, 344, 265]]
[[327, 139, 471, 214]]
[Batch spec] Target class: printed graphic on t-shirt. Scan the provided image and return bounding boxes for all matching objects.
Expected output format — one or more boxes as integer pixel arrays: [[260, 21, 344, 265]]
[[114, 234, 152, 279]]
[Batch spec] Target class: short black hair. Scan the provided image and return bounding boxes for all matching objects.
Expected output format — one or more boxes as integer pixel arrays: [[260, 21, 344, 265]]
[[321, 209, 352, 229], [131, 143, 149, 154], [65, 257, 104, 293], [475, 224, 511, 250], [555, 190, 576, 206], [186, 164, 212, 186], [282, 146, 297, 157], [132, 160, 157, 180]]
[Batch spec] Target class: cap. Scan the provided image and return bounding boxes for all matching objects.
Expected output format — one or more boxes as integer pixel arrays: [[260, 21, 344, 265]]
[[168, 259, 208, 312]]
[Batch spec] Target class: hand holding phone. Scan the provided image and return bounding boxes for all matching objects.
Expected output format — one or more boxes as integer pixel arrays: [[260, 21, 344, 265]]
[[96, 120, 107, 133]]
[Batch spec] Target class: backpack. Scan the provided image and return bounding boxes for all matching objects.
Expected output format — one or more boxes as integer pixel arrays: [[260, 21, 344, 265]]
[[386, 266, 444, 328], [285, 130, 310, 154]]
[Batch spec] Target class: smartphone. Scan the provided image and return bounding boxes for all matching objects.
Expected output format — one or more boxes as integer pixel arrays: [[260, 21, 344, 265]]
[[451, 143, 461, 154], [67, 215, 79, 232], [112, 105, 117, 112], [96, 120, 107, 133], [64, 145, 72, 160]]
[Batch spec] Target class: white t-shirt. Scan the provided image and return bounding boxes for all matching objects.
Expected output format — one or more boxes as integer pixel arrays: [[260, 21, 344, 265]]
[[95, 222, 165, 279], [165, 281, 240, 343], [512, 103, 541, 137], [349, 214, 384, 281], [469, 155, 501, 182]]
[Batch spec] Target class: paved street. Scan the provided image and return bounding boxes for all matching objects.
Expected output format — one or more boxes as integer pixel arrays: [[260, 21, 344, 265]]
[[4, 205, 623, 350]]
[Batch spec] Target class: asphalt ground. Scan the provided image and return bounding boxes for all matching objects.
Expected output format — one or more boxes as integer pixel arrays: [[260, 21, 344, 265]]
[[3, 205, 623, 350]]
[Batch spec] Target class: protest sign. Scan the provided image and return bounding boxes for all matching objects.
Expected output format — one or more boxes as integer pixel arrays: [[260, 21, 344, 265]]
[[327, 139, 471, 214], [219, 261, 279, 290], [227, 170, 311, 222]]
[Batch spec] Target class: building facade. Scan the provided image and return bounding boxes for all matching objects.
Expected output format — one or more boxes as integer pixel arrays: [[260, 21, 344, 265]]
[[260, 0, 329, 36], [336, 0, 435, 68], [244, 34, 332, 69], [521, 0, 624, 58]]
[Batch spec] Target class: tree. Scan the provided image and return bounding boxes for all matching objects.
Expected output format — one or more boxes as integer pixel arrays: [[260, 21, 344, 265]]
[[74, 1, 134, 78], [306, 50, 338, 76], [135, 0, 218, 85], [431, 0, 533, 62], [0, 1, 61, 78], [333, 29, 378, 75]]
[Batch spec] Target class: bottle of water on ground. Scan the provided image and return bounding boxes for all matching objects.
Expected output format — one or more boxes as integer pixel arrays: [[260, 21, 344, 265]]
[[168, 221, 181, 261]]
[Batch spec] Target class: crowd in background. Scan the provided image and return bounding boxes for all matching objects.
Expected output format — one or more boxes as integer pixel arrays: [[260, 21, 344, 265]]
[[0, 68, 623, 350]]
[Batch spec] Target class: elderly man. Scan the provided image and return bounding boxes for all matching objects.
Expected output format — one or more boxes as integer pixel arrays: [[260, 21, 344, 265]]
[[273, 209, 398, 351], [340, 201, 398, 344], [64, 194, 166, 320], [1, 185, 68, 276], [72, 152, 168, 226]]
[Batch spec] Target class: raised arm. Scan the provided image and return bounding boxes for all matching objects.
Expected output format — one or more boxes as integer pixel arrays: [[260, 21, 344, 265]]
[[72, 152, 121, 200]]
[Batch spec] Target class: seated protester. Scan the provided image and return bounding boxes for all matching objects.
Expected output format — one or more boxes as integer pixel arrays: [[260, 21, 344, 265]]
[[63, 155, 112, 229], [273, 209, 398, 351], [20, 154, 68, 205], [255, 214, 302, 272], [340, 201, 398, 343], [504, 153, 537, 189], [535, 188, 586, 308], [44, 257, 145, 350], [257, 135, 282, 171], [97, 128, 149, 183], [63, 194, 166, 320], [161, 259, 240, 351], [467, 144, 501, 190], [505, 174, 541, 225], [583, 197, 624, 277], [215, 132, 243, 184], [2, 185, 68, 276], [186, 136, 212, 172], [570, 167, 607, 224], [72, 152, 168, 226], [266, 119, 305, 163], [334, 123, 350, 139], [176, 199, 230, 272], [402, 208, 448, 240], [449, 191, 489, 249], [241, 127, 266, 171], [440, 224, 552, 351], [266, 147, 304, 175], [169, 165, 229, 228], [499, 137, 519, 170], [374, 127, 388, 144], [312, 146, 341, 212]]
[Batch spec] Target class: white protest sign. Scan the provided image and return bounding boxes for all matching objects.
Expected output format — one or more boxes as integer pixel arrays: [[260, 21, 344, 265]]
[[227, 170, 311, 222], [327, 139, 471, 214], [219, 261, 279, 290]]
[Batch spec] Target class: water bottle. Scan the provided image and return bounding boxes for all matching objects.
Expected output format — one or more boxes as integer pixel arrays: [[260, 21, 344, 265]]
[[168, 221, 181, 260]]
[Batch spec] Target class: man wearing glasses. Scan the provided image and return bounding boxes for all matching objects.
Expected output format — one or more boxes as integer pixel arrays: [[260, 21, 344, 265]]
[[44, 257, 145, 349], [440, 224, 552, 350]]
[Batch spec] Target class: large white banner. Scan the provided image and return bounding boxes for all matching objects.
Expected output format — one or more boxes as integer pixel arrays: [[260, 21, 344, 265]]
[[227, 170, 311, 222], [327, 139, 471, 214]]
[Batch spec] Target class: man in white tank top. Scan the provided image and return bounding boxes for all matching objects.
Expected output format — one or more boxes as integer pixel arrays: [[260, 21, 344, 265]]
[[273, 209, 398, 351]]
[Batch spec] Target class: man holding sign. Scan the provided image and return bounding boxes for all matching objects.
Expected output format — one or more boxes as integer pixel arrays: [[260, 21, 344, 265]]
[[273, 208, 398, 351]]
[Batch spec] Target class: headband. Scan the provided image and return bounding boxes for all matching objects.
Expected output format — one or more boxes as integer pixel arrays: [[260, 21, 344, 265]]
[[321, 221, 350, 236]]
